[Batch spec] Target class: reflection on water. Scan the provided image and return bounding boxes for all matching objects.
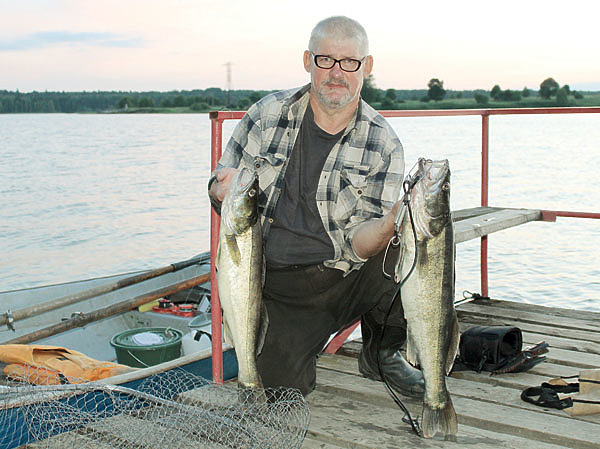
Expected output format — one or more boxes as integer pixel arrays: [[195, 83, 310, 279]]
[[1, 113, 599, 311]]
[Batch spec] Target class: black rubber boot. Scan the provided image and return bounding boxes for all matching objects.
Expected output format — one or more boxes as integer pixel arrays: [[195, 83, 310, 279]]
[[358, 315, 424, 398]]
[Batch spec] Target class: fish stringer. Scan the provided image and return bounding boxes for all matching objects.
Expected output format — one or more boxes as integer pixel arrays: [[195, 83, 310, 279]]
[[379, 166, 424, 437], [382, 162, 422, 284]]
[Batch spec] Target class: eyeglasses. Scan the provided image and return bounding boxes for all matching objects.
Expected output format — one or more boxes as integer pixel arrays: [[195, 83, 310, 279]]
[[311, 52, 366, 73]]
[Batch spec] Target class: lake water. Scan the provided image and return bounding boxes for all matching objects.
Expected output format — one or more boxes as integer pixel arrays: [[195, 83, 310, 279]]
[[1, 112, 599, 312]]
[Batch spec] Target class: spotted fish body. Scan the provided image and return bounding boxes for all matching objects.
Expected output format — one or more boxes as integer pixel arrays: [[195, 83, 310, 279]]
[[216, 168, 266, 397], [399, 158, 459, 440]]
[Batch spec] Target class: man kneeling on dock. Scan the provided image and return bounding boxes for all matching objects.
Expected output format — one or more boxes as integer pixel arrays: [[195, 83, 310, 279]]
[[208, 15, 423, 398]]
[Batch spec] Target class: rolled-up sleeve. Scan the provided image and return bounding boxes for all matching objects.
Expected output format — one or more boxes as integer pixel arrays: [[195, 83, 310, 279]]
[[215, 103, 263, 173]]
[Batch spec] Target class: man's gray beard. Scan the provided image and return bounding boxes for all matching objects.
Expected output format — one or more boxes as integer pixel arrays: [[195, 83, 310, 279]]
[[315, 82, 356, 110]]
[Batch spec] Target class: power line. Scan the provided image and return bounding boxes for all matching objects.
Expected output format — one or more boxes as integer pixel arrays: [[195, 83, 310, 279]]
[[223, 62, 233, 105]]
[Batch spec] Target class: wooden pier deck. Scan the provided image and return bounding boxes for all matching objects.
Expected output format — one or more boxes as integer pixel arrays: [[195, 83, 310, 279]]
[[301, 298, 600, 449]]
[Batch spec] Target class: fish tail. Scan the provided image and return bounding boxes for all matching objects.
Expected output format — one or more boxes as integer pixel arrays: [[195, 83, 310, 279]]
[[422, 399, 458, 440]]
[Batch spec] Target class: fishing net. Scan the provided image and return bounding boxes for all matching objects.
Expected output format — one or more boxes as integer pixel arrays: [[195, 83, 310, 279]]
[[0, 366, 310, 449]]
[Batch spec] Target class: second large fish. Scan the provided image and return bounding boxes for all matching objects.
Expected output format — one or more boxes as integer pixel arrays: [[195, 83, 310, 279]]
[[398, 158, 460, 439], [216, 167, 267, 399]]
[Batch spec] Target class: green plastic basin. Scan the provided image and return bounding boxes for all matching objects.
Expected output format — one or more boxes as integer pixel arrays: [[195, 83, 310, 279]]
[[110, 327, 183, 368]]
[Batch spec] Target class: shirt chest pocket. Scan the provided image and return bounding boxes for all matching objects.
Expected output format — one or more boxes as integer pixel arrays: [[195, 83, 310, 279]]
[[251, 153, 286, 194], [340, 163, 369, 192], [332, 164, 370, 221]]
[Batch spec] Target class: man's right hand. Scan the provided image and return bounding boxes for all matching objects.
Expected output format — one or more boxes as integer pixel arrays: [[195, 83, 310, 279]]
[[209, 167, 240, 202]]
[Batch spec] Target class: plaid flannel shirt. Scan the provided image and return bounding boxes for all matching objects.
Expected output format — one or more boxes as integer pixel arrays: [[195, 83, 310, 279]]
[[216, 83, 404, 273]]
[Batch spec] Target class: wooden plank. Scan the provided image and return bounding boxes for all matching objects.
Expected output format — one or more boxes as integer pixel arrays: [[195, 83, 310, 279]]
[[180, 383, 312, 449], [458, 313, 600, 344], [315, 357, 600, 449], [522, 331, 600, 355], [307, 389, 573, 449], [457, 321, 600, 354], [526, 361, 586, 379], [452, 206, 503, 222], [318, 354, 600, 425], [86, 412, 232, 449], [538, 346, 600, 369], [459, 298, 600, 323], [178, 383, 236, 408], [338, 333, 600, 368], [457, 301, 600, 333], [88, 415, 199, 449], [301, 435, 348, 448], [335, 339, 592, 390], [341, 335, 599, 372], [342, 337, 598, 367], [454, 208, 542, 244]]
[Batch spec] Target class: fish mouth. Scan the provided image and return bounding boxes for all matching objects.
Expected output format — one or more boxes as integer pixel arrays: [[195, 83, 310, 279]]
[[419, 159, 449, 187], [410, 158, 451, 239], [222, 167, 259, 235], [238, 167, 258, 191]]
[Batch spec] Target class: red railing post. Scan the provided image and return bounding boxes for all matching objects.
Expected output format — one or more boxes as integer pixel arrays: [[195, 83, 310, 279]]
[[480, 113, 489, 297], [209, 112, 224, 385]]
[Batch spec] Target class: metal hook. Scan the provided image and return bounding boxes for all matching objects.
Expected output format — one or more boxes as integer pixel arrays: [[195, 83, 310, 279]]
[[382, 235, 400, 280], [394, 203, 408, 237]]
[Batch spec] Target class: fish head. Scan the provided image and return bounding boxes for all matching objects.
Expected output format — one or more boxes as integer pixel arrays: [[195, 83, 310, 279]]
[[410, 158, 451, 239], [221, 167, 260, 235]]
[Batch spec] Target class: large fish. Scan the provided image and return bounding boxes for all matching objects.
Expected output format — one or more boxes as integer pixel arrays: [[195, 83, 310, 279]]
[[397, 158, 459, 439], [216, 167, 267, 400]]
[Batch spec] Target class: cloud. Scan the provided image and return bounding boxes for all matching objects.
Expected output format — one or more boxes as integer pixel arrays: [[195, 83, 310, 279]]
[[0, 31, 143, 51]]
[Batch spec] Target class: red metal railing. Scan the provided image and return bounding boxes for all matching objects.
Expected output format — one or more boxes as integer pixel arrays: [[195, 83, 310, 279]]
[[209, 106, 600, 381]]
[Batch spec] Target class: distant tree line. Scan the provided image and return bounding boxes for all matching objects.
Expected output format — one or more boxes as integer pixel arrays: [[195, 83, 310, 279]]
[[0, 77, 594, 113], [360, 76, 588, 109], [0, 88, 276, 113]]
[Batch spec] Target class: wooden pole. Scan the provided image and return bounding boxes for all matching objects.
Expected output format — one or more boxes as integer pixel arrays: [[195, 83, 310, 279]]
[[4, 273, 210, 345], [0, 254, 209, 327]]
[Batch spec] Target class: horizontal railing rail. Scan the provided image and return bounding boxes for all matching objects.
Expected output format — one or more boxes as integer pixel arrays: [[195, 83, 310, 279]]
[[209, 106, 600, 383]]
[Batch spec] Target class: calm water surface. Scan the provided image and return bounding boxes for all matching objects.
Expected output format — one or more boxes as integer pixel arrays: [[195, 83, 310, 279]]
[[1, 113, 599, 311]]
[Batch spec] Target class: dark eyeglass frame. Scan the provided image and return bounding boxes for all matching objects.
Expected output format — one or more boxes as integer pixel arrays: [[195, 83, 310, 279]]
[[310, 52, 366, 73]]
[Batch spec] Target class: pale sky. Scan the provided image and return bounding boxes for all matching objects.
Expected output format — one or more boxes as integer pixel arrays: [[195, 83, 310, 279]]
[[1, 0, 599, 93]]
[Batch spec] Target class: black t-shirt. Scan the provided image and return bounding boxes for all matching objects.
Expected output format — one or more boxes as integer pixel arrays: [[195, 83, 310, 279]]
[[265, 105, 341, 267]]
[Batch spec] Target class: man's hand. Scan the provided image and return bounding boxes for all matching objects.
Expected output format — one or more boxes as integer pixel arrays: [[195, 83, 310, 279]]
[[209, 168, 240, 202], [351, 199, 403, 259]]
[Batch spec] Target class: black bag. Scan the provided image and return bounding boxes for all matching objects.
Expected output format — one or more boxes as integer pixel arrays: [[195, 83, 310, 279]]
[[457, 325, 523, 372]]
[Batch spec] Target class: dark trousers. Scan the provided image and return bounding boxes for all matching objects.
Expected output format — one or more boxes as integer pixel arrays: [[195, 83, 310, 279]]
[[256, 250, 405, 396]]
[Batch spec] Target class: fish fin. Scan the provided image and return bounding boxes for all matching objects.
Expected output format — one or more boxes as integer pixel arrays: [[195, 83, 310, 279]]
[[226, 235, 241, 265], [215, 242, 221, 271], [393, 243, 406, 284], [255, 302, 269, 356], [445, 313, 460, 375], [406, 332, 419, 368], [261, 252, 266, 287], [223, 319, 234, 347], [422, 399, 458, 440]]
